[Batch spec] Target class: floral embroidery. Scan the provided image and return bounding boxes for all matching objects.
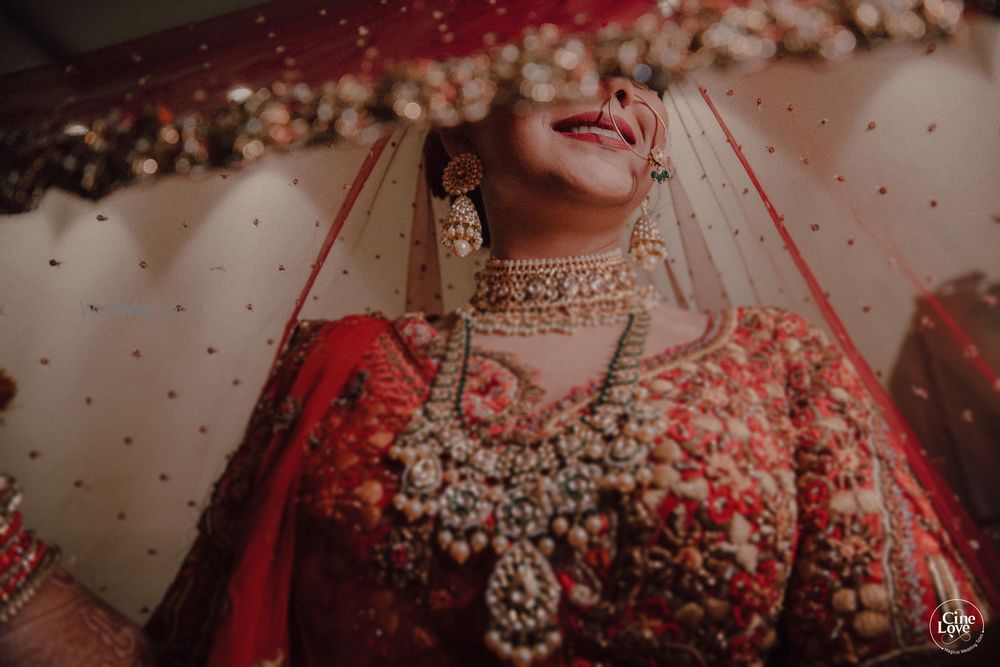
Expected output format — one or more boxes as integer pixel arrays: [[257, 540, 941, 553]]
[[290, 305, 989, 665]]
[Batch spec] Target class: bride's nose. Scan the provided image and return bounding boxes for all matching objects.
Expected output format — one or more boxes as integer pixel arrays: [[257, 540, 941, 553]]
[[601, 77, 638, 109]]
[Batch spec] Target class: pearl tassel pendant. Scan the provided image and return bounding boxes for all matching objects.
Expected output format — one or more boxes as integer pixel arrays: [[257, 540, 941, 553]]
[[441, 194, 483, 257], [628, 199, 668, 271]]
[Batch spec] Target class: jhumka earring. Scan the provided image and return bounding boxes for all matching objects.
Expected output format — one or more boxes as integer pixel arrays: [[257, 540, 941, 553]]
[[628, 196, 668, 270], [608, 93, 672, 269], [441, 152, 484, 258]]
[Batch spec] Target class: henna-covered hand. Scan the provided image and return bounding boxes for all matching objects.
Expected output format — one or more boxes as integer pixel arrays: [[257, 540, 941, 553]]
[[0, 568, 156, 666]]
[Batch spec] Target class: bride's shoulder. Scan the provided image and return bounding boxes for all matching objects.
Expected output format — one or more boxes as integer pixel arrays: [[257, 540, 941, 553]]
[[298, 310, 453, 355], [393, 310, 446, 354], [644, 301, 811, 344], [296, 309, 417, 331], [729, 304, 840, 367], [281, 311, 403, 358], [729, 303, 822, 337]]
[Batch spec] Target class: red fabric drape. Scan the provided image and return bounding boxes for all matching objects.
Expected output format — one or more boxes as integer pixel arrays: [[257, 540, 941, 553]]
[[145, 314, 390, 666]]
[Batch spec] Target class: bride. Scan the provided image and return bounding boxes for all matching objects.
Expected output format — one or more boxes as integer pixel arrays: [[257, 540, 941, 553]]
[[0, 76, 988, 666]]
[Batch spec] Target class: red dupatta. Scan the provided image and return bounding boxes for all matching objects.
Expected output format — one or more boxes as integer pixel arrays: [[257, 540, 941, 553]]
[[145, 313, 390, 667]]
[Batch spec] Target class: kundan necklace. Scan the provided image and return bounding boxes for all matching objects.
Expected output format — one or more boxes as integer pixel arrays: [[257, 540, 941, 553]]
[[386, 300, 668, 666], [457, 249, 657, 335]]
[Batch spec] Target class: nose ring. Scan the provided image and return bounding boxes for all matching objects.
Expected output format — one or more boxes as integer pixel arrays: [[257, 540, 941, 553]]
[[606, 94, 672, 182]]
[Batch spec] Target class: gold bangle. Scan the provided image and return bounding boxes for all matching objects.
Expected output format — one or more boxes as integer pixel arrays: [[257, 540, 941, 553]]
[[0, 473, 21, 517], [0, 473, 62, 626]]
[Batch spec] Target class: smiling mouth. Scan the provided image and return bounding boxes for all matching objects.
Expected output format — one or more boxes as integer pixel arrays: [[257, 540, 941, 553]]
[[551, 112, 636, 150]]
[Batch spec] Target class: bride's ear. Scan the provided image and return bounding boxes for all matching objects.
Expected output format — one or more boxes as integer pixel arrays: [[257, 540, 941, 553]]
[[425, 125, 479, 198], [435, 124, 476, 159]]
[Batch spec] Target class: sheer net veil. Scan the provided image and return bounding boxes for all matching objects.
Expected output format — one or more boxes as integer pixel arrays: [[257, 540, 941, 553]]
[[0, 0, 997, 628]]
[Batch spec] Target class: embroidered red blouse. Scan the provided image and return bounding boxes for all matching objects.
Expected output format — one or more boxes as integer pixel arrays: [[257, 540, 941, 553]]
[[147, 305, 991, 666]]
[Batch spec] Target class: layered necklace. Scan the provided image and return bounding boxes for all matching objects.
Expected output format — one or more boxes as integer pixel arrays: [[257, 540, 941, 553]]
[[457, 249, 658, 335], [386, 250, 668, 666]]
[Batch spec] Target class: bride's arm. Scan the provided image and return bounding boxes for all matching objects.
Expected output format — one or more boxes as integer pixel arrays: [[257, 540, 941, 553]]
[[774, 307, 992, 663], [0, 473, 156, 665], [0, 567, 156, 666]]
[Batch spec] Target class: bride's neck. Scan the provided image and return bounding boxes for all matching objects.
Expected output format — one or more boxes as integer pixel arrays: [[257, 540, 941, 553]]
[[487, 225, 623, 260], [481, 196, 631, 260]]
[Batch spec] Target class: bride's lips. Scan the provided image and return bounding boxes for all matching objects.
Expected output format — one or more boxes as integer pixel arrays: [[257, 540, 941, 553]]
[[551, 111, 636, 150]]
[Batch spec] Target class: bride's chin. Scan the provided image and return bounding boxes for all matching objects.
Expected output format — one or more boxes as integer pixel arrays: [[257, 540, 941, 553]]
[[555, 168, 635, 204]]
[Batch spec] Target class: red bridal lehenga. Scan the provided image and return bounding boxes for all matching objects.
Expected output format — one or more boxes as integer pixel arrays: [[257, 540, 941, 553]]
[[145, 301, 988, 666], [0, 0, 996, 663]]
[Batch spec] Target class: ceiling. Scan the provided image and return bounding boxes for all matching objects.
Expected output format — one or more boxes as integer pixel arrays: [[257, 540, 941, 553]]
[[0, 0, 268, 76]]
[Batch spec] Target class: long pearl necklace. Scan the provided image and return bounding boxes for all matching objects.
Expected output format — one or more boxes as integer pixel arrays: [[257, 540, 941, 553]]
[[458, 249, 657, 335], [386, 306, 666, 666]]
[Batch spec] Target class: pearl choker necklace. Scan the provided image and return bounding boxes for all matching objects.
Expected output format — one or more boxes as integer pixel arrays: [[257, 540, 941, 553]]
[[457, 249, 657, 335]]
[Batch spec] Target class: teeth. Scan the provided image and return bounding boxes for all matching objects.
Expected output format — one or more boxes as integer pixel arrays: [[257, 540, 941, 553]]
[[566, 125, 626, 142]]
